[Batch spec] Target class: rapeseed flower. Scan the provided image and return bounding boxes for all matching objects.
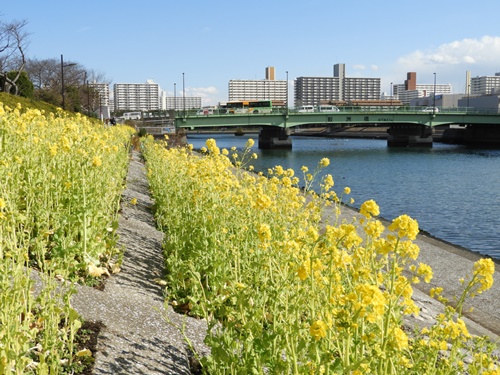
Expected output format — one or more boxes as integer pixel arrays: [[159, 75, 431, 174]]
[[359, 199, 380, 219], [417, 263, 433, 283], [473, 258, 495, 293], [309, 320, 328, 340], [388, 214, 419, 240], [92, 155, 102, 167], [257, 223, 271, 242], [319, 157, 330, 167]]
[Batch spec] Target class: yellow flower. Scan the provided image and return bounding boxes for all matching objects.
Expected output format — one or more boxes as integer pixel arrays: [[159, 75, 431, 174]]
[[309, 320, 328, 340], [49, 144, 58, 157], [130, 198, 138, 205], [297, 265, 309, 280], [359, 199, 380, 219], [473, 258, 495, 293], [0, 198, 5, 209], [245, 138, 255, 148], [344, 186, 351, 194], [254, 194, 272, 210], [257, 223, 271, 242], [319, 157, 330, 167], [392, 327, 409, 350], [363, 220, 384, 238], [388, 214, 419, 240], [92, 155, 102, 167], [417, 263, 433, 283]]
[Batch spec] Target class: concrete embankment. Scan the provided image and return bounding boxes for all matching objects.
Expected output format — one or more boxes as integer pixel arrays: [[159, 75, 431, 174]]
[[337, 205, 500, 340]]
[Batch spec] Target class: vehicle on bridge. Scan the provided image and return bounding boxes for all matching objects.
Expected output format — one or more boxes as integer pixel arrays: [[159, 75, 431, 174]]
[[318, 105, 340, 112], [421, 106, 439, 113], [298, 105, 315, 112], [221, 100, 273, 114], [197, 106, 216, 115], [123, 111, 142, 120]]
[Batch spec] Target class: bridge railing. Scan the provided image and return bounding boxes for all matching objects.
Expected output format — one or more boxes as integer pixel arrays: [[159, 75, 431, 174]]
[[175, 106, 500, 117]]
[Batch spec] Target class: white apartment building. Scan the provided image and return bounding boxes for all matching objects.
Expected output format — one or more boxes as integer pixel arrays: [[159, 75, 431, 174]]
[[228, 80, 287, 102], [164, 96, 202, 110], [113, 80, 160, 111], [228, 66, 287, 103], [88, 82, 110, 106], [87, 82, 110, 119], [294, 63, 381, 107], [471, 73, 500, 95]]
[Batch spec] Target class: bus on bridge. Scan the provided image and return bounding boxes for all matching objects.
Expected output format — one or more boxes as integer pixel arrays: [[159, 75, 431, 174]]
[[220, 100, 273, 114]]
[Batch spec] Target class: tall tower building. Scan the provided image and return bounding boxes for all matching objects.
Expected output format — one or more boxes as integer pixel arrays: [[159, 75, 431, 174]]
[[405, 72, 417, 90], [334, 63, 345, 100], [266, 66, 275, 80]]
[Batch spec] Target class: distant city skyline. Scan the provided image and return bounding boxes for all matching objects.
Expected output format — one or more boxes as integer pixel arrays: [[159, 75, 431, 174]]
[[3, 1, 500, 106]]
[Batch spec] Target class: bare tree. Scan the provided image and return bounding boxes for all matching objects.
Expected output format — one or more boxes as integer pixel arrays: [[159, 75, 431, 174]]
[[0, 18, 29, 95]]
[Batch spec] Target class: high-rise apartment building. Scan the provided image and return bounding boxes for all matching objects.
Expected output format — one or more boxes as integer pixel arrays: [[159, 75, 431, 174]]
[[294, 77, 341, 107], [294, 63, 381, 107], [470, 73, 500, 95], [164, 96, 202, 110], [228, 66, 287, 103], [87, 82, 110, 119], [113, 80, 160, 111], [88, 82, 110, 106]]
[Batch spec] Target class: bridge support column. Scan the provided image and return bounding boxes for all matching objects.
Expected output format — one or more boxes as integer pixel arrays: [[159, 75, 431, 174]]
[[464, 124, 500, 146], [387, 124, 433, 147], [258, 127, 292, 149]]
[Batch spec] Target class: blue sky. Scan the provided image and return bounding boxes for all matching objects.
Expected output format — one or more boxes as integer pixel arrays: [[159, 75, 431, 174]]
[[3, 0, 500, 106]]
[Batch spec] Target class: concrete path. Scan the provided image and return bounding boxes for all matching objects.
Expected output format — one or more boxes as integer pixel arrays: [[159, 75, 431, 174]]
[[71, 151, 208, 374]]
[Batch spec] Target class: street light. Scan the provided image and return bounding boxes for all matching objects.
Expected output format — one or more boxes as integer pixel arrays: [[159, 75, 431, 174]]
[[61, 54, 76, 110], [182, 73, 186, 118], [286, 70, 288, 115], [433, 73, 437, 114], [390, 82, 393, 109], [174, 83, 176, 112]]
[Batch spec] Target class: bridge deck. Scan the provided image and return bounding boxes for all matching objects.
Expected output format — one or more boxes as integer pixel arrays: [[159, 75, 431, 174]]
[[176, 108, 500, 129]]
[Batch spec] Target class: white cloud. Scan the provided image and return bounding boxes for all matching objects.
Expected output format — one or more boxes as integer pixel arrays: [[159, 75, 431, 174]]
[[398, 36, 500, 69], [353, 64, 366, 70], [186, 86, 221, 106]]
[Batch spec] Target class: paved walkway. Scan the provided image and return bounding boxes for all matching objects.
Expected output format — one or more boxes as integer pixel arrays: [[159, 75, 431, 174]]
[[71, 151, 207, 374], [68, 150, 499, 374]]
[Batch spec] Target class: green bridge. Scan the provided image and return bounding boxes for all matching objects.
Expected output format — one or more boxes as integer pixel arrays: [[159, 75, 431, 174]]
[[175, 107, 500, 148]]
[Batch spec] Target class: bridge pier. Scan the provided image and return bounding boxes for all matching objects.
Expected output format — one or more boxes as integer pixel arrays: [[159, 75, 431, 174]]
[[258, 126, 292, 149], [387, 124, 434, 147], [464, 124, 500, 146]]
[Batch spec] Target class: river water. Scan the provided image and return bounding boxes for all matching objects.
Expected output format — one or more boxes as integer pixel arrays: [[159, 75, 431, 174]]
[[186, 133, 500, 260]]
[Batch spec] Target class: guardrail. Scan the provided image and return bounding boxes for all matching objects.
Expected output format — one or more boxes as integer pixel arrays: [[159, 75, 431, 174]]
[[176, 107, 500, 117]]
